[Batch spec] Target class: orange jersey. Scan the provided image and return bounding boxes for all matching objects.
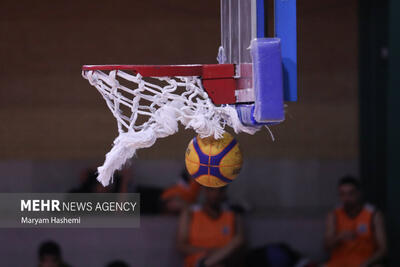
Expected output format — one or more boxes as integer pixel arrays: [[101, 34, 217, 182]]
[[327, 204, 377, 267], [184, 205, 235, 267]]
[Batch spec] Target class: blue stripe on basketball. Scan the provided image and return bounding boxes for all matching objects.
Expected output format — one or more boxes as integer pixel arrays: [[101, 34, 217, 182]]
[[191, 165, 233, 184], [191, 137, 234, 184], [192, 137, 209, 164], [209, 139, 237, 165], [209, 166, 233, 183], [191, 165, 209, 179]]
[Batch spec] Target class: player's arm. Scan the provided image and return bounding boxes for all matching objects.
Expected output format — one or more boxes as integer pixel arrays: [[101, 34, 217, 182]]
[[177, 208, 209, 255], [203, 214, 245, 267], [361, 211, 387, 267], [324, 211, 356, 251]]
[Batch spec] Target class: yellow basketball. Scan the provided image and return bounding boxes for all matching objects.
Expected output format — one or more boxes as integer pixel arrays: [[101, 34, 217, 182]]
[[185, 132, 243, 188]]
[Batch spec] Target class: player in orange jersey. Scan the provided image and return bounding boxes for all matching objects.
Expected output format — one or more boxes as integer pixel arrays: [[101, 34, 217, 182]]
[[324, 176, 387, 267], [177, 186, 244, 267]]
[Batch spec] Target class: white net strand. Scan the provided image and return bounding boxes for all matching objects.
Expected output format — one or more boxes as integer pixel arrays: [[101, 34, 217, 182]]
[[82, 69, 260, 186]]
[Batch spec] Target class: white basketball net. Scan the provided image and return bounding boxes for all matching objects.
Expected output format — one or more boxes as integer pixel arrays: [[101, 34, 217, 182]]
[[82, 69, 260, 186]]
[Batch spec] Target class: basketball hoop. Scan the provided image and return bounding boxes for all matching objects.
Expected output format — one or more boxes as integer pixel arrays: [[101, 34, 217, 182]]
[[81, 0, 297, 187], [82, 64, 260, 186]]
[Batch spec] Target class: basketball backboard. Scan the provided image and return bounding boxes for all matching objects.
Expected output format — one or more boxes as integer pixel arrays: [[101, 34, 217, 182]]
[[220, 0, 297, 102]]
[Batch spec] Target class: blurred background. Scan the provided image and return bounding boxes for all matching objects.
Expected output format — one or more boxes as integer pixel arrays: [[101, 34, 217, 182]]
[[0, 0, 399, 266]]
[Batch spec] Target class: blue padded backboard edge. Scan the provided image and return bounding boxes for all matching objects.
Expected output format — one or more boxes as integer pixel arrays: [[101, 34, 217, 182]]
[[275, 0, 297, 102], [257, 0, 266, 38]]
